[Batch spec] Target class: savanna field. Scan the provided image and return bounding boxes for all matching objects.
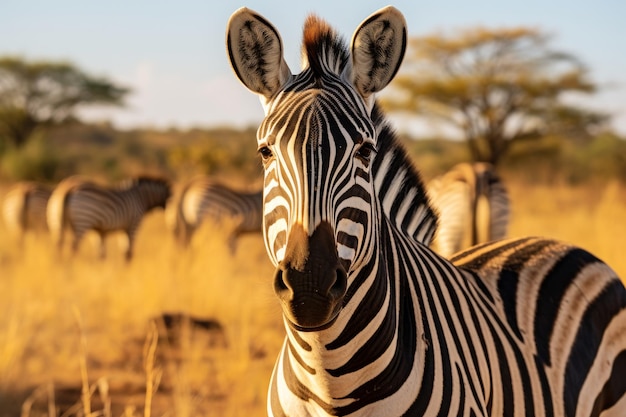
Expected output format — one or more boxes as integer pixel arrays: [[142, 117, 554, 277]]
[[0, 176, 625, 417]]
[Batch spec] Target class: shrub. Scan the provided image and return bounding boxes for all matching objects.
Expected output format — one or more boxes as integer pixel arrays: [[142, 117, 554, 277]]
[[0, 132, 59, 181]]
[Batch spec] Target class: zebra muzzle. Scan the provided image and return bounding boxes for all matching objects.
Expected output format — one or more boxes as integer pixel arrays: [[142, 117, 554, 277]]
[[274, 222, 348, 330]]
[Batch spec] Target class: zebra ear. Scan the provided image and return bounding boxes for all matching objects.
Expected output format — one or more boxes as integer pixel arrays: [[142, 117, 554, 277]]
[[226, 8, 292, 105], [350, 6, 407, 99]]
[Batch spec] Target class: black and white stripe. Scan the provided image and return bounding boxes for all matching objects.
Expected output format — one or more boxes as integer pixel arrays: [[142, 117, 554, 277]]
[[47, 176, 170, 260], [428, 162, 510, 257], [227, 6, 626, 417], [2, 181, 51, 243], [166, 176, 263, 252]]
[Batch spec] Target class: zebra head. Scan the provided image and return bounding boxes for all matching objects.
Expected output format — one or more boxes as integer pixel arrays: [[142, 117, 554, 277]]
[[227, 7, 406, 330], [125, 176, 172, 211]]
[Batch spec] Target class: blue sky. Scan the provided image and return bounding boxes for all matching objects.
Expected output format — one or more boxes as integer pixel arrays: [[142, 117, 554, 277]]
[[2, 0, 625, 135]]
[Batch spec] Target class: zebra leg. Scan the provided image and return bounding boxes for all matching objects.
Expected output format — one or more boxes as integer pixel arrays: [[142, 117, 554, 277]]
[[57, 227, 65, 254], [124, 229, 136, 262], [176, 223, 193, 248], [182, 223, 194, 248], [227, 231, 238, 255], [97, 232, 107, 260], [71, 229, 85, 257]]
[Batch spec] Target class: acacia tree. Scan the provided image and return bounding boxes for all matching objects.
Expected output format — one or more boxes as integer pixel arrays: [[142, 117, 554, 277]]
[[0, 57, 130, 148], [381, 27, 608, 166]]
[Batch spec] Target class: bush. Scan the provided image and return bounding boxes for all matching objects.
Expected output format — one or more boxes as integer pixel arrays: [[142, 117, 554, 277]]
[[0, 132, 60, 181]]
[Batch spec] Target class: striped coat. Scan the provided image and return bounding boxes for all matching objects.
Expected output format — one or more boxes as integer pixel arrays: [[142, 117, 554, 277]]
[[428, 162, 510, 257], [165, 176, 263, 252], [47, 176, 171, 260], [227, 6, 626, 417]]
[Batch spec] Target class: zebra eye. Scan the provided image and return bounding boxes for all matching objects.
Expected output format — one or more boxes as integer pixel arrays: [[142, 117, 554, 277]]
[[258, 146, 273, 161], [355, 142, 376, 165]]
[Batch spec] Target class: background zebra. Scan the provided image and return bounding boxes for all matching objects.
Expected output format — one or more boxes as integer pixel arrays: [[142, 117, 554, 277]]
[[165, 176, 263, 252], [2, 181, 51, 245], [227, 6, 626, 417], [47, 175, 171, 260], [428, 162, 510, 258]]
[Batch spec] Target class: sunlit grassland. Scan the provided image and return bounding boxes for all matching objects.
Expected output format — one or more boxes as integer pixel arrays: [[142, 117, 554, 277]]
[[503, 178, 626, 280], [0, 208, 281, 416], [0, 179, 624, 416]]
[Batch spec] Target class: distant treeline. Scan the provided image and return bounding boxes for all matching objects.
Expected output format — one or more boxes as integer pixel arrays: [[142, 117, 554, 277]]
[[1, 121, 625, 186]]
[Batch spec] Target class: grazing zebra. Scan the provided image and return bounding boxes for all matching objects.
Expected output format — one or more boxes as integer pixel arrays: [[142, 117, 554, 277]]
[[2, 181, 51, 244], [226, 6, 626, 417], [428, 162, 510, 258], [166, 176, 263, 252], [47, 176, 171, 260]]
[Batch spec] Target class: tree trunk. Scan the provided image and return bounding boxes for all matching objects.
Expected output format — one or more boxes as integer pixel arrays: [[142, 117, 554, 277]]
[[484, 133, 509, 167], [467, 137, 482, 162], [2, 115, 37, 148]]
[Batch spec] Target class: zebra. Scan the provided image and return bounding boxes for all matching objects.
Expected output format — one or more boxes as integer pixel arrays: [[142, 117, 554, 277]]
[[2, 181, 51, 244], [428, 162, 510, 258], [165, 176, 263, 253], [226, 6, 626, 417], [47, 175, 171, 260]]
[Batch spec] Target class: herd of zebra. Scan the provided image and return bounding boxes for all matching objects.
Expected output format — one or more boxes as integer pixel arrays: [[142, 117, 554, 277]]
[[2, 175, 255, 259], [1, 162, 507, 262]]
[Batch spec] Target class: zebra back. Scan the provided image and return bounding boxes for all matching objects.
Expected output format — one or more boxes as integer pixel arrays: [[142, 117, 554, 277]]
[[429, 162, 510, 257], [169, 176, 263, 248], [115, 176, 171, 211]]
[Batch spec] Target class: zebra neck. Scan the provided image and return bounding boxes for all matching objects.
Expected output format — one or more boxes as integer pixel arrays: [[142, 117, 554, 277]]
[[275, 228, 429, 412], [121, 186, 158, 210]]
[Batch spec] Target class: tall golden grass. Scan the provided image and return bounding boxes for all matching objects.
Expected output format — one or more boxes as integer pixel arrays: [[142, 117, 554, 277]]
[[504, 179, 626, 280], [0, 179, 624, 416], [0, 208, 281, 416]]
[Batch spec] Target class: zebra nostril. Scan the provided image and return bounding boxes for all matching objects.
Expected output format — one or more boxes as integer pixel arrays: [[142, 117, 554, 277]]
[[273, 267, 290, 296], [330, 266, 348, 300]]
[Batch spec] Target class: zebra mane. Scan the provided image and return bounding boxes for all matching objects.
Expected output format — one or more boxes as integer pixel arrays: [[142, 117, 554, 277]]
[[118, 176, 169, 190], [371, 104, 439, 245], [301, 15, 349, 77]]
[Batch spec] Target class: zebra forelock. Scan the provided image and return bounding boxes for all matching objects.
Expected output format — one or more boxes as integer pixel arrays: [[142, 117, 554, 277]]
[[301, 14, 349, 78]]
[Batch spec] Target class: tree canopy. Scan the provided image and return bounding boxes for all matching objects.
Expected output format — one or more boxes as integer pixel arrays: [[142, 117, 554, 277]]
[[381, 27, 608, 166], [0, 57, 130, 148]]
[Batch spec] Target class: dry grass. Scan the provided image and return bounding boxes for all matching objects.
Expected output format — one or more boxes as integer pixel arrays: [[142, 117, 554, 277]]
[[0, 179, 624, 416], [0, 209, 281, 417], [504, 179, 626, 280]]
